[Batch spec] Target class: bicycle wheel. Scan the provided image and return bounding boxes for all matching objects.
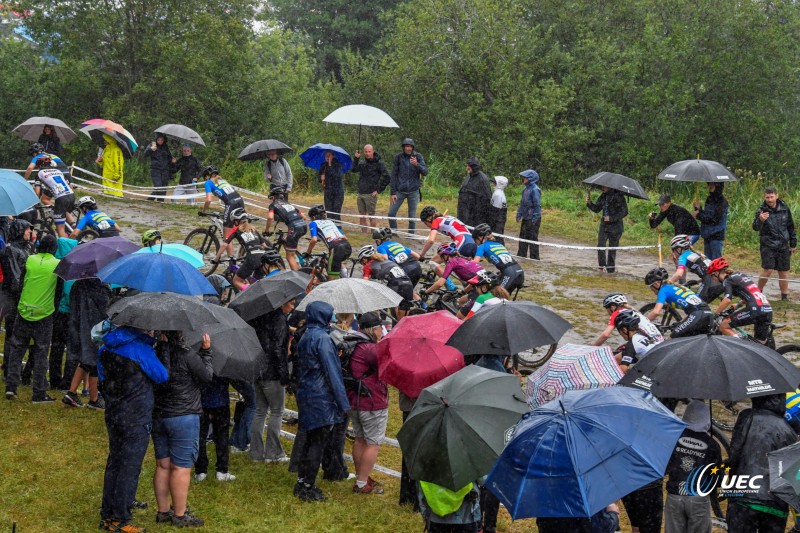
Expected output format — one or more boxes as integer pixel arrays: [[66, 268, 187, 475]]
[[778, 344, 800, 367], [710, 426, 731, 522], [513, 344, 558, 375], [710, 399, 748, 432], [639, 303, 682, 327], [184, 228, 220, 275]]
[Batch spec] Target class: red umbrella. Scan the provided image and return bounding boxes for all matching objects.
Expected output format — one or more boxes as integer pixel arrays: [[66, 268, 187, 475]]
[[377, 311, 465, 398]]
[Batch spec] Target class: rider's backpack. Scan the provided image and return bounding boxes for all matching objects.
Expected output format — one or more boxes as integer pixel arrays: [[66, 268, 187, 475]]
[[338, 333, 374, 397]]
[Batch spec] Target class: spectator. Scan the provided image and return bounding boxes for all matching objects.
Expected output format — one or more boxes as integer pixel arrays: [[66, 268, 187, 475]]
[[389, 138, 428, 234], [516, 170, 542, 260], [457, 156, 493, 227], [264, 149, 294, 198], [194, 375, 235, 482], [693, 182, 729, 259], [170, 144, 201, 205], [0, 220, 36, 380], [398, 390, 420, 510], [293, 301, 350, 502], [4, 234, 61, 403], [753, 187, 796, 300], [49, 237, 78, 391], [418, 481, 481, 532], [648, 194, 700, 240], [586, 186, 628, 273], [229, 380, 256, 453], [320, 150, 346, 225], [489, 176, 508, 244], [353, 144, 390, 232], [97, 134, 125, 198], [144, 133, 172, 202], [37, 124, 62, 157]]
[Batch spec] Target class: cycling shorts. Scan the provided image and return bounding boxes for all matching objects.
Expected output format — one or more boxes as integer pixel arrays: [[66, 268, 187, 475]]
[[670, 307, 713, 338], [697, 275, 724, 303], [499, 264, 525, 293], [399, 260, 422, 287], [284, 223, 307, 252], [327, 241, 352, 276], [388, 279, 414, 310], [53, 193, 75, 225], [729, 307, 773, 341], [97, 228, 121, 238], [222, 198, 246, 227], [236, 251, 264, 281]]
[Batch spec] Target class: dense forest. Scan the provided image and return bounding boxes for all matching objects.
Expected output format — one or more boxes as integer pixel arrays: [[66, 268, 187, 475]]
[[2, 0, 799, 189]]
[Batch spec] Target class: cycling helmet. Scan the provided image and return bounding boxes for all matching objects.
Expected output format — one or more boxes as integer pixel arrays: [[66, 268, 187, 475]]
[[614, 309, 640, 331], [644, 267, 669, 286], [670, 234, 692, 250], [437, 242, 458, 257], [308, 204, 326, 219], [269, 185, 287, 198], [206, 274, 231, 296], [471, 223, 492, 240], [260, 249, 284, 266], [141, 229, 161, 246], [468, 270, 498, 287], [35, 155, 52, 168], [230, 207, 247, 222], [372, 227, 392, 242], [200, 165, 220, 178], [602, 292, 628, 309], [420, 205, 438, 223], [29, 142, 45, 156], [706, 257, 729, 275], [76, 195, 97, 210], [358, 245, 376, 261]]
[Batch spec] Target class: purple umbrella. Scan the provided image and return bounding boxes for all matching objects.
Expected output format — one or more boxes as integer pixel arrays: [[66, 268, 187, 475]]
[[54, 237, 140, 280]]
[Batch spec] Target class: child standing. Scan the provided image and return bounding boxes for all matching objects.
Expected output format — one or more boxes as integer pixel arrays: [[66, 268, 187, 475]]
[[195, 375, 236, 482], [490, 176, 508, 244]]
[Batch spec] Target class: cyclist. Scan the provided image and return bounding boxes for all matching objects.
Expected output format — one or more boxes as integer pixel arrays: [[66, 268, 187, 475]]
[[643, 267, 713, 338], [24, 142, 67, 179], [264, 185, 307, 271], [614, 309, 664, 372], [471, 223, 524, 294], [304, 205, 352, 280], [357, 245, 414, 319], [70, 196, 121, 239], [592, 293, 660, 347], [373, 227, 423, 287], [418, 205, 475, 261], [231, 246, 285, 293], [213, 208, 267, 292], [464, 270, 510, 319], [32, 155, 75, 238], [142, 229, 162, 248], [422, 243, 484, 309], [200, 165, 245, 257], [668, 234, 723, 303], [706, 257, 773, 343]]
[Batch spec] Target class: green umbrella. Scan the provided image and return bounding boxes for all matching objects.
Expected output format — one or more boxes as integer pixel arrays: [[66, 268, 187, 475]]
[[397, 365, 529, 491]]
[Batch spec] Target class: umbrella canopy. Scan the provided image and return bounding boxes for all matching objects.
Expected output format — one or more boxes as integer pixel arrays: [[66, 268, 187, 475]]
[[583, 172, 649, 200], [237, 139, 293, 161], [397, 365, 529, 491], [299, 143, 353, 173], [768, 442, 800, 510], [619, 335, 800, 401], [295, 277, 402, 313], [108, 292, 220, 331], [98, 252, 215, 295], [0, 169, 40, 216], [487, 387, 686, 519], [134, 243, 205, 268], [54, 236, 141, 280], [377, 311, 465, 398], [323, 104, 400, 128], [80, 118, 138, 158], [154, 124, 205, 146], [446, 301, 572, 356], [526, 343, 623, 409], [228, 270, 311, 321], [12, 117, 77, 143], [657, 159, 738, 183]]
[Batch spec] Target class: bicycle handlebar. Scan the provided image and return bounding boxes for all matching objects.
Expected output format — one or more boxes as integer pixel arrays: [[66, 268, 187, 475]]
[[198, 211, 223, 218]]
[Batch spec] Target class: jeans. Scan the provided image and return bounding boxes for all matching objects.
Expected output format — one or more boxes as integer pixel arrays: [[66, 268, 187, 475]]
[[297, 424, 334, 487], [101, 420, 151, 522], [150, 170, 170, 202], [2, 305, 18, 379], [229, 381, 255, 450], [249, 380, 286, 461], [5, 315, 53, 397], [726, 501, 786, 533], [388, 190, 420, 233], [196, 405, 230, 474], [704, 239, 724, 260], [152, 414, 201, 468], [518, 218, 541, 259], [597, 225, 623, 273], [324, 188, 344, 224], [664, 493, 711, 533]]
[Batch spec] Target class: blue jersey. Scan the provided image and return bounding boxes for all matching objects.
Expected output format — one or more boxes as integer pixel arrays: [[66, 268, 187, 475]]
[[677, 250, 709, 278], [30, 153, 65, 166], [377, 241, 413, 264], [476, 241, 516, 270], [76, 209, 116, 232], [656, 284, 704, 311], [204, 178, 241, 204]]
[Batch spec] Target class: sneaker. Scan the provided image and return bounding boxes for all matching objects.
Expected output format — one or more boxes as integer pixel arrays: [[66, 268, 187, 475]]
[[5, 391, 17, 400], [368, 476, 384, 488], [32, 394, 56, 404], [297, 484, 326, 502], [194, 473, 207, 482], [215, 471, 236, 481], [283, 416, 299, 425], [100, 520, 146, 532], [88, 397, 106, 410], [264, 455, 290, 464], [171, 509, 204, 528], [128, 499, 148, 511], [62, 391, 83, 407], [230, 445, 249, 454], [155, 510, 173, 523], [353, 479, 385, 495]]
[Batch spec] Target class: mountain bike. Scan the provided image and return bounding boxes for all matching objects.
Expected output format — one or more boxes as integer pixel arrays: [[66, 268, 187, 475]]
[[300, 252, 330, 288], [184, 212, 224, 275], [31, 204, 96, 242]]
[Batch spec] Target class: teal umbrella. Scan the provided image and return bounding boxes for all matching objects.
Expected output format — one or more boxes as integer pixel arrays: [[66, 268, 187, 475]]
[[0, 169, 39, 216], [134, 243, 205, 268]]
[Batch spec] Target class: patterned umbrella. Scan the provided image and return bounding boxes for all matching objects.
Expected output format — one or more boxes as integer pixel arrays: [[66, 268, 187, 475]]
[[526, 343, 623, 409], [80, 118, 138, 158]]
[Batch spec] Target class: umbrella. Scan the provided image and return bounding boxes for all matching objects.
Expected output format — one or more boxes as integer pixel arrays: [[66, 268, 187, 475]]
[[184, 304, 265, 382], [487, 387, 686, 519], [154, 124, 205, 146], [80, 118, 138, 158], [108, 292, 220, 331], [446, 301, 572, 356], [619, 335, 800, 401], [295, 278, 402, 313], [323, 104, 400, 145], [12, 117, 77, 143], [768, 442, 800, 510], [0, 169, 39, 216], [299, 143, 353, 173], [237, 139, 293, 161], [526, 343, 623, 409], [98, 252, 215, 295], [228, 270, 311, 321], [583, 172, 649, 200], [397, 365, 529, 491], [134, 243, 205, 268], [377, 311, 465, 398], [54, 236, 140, 280], [657, 159, 739, 183]]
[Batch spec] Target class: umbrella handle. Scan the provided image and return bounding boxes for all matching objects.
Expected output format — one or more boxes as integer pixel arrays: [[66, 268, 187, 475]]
[[440, 396, 449, 407]]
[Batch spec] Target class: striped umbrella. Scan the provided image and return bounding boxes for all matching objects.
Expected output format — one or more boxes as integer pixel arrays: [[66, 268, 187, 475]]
[[526, 343, 623, 409]]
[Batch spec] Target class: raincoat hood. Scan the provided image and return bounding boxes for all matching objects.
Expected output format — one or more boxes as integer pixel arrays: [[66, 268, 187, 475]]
[[520, 169, 539, 184], [709, 182, 725, 198], [102, 326, 155, 351], [467, 156, 481, 172], [752, 392, 786, 416], [154, 133, 167, 143], [682, 399, 710, 432], [7, 219, 32, 242], [55, 237, 78, 259], [493, 176, 508, 190], [102, 133, 118, 147], [306, 301, 334, 329], [401, 137, 415, 148]]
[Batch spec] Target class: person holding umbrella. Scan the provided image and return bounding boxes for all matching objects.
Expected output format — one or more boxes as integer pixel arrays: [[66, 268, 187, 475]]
[[586, 186, 628, 273], [693, 183, 729, 260], [353, 145, 390, 232], [320, 150, 346, 225], [264, 149, 294, 198], [37, 124, 62, 157], [96, 134, 125, 198], [144, 133, 173, 202]]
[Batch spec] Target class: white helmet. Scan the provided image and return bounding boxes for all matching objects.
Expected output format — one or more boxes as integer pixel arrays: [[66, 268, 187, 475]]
[[358, 245, 376, 261]]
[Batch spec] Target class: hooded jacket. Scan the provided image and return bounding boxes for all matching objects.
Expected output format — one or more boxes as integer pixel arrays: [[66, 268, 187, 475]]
[[587, 189, 628, 231], [153, 337, 214, 420], [250, 307, 290, 384], [37, 132, 62, 157], [144, 134, 173, 174], [457, 160, 493, 227], [100, 134, 124, 182], [171, 153, 202, 185], [649, 203, 700, 236], [295, 301, 350, 431], [319, 157, 345, 193], [0, 220, 33, 299], [696, 183, 728, 241], [353, 151, 390, 195], [391, 149, 428, 194], [265, 156, 294, 191], [69, 278, 112, 366], [752, 198, 797, 250], [517, 173, 542, 222]]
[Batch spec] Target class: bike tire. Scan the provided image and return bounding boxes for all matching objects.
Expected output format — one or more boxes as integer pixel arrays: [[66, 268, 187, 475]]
[[184, 228, 221, 275], [777, 344, 800, 368], [513, 343, 558, 375], [75, 228, 99, 243], [300, 265, 328, 285], [639, 303, 682, 327], [710, 426, 731, 521]]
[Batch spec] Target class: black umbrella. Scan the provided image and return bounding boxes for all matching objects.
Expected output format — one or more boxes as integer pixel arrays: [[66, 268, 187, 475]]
[[107, 292, 219, 332], [237, 139, 293, 161], [154, 123, 206, 146], [446, 301, 572, 356], [657, 159, 738, 183], [582, 172, 649, 200], [619, 335, 800, 401], [768, 442, 800, 511], [228, 270, 311, 321]]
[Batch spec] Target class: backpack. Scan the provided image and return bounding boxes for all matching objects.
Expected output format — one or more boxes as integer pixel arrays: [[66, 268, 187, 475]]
[[338, 333, 374, 397]]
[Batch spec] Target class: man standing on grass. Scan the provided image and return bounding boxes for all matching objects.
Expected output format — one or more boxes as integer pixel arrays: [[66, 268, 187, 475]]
[[753, 186, 796, 301], [389, 138, 427, 234], [353, 144, 390, 232], [516, 170, 542, 260]]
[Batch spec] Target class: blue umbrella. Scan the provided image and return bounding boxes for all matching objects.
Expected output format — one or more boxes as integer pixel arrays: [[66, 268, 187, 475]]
[[97, 252, 215, 295], [299, 143, 352, 173], [0, 169, 39, 216], [134, 243, 205, 268], [486, 387, 686, 519], [54, 236, 140, 280]]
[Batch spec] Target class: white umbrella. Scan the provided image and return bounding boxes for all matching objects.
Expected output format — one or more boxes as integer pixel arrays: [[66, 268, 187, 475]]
[[12, 117, 77, 143], [323, 104, 399, 145], [295, 278, 402, 313]]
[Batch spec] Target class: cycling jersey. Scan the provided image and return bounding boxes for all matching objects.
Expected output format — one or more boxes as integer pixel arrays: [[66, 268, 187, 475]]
[[204, 178, 242, 205], [430, 216, 474, 251], [722, 273, 771, 310], [676, 250, 709, 278], [620, 332, 663, 366], [475, 241, 517, 270], [363, 259, 410, 283], [441, 257, 484, 283], [655, 284, 706, 312], [785, 389, 800, 429], [608, 309, 661, 339], [76, 209, 118, 237], [224, 227, 265, 254], [377, 241, 414, 264], [35, 168, 72, 199], [466, 292, 504, 318], [269, 199, 304, 227], [309, 219, 346, 248]]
